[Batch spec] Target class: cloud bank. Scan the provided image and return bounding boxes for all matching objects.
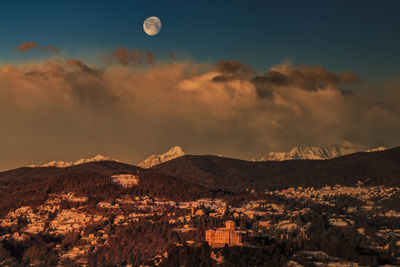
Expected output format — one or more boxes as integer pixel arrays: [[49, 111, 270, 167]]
[[0, 50, 399, 169], [16, 41, 60, 54]]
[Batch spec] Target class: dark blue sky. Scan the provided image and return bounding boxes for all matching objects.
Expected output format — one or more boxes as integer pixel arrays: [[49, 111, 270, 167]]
[[0, 0, 399, 82]]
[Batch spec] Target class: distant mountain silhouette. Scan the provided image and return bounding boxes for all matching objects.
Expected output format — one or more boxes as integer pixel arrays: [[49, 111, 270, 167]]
[[28, 155, 118, 168], [254, 145, 387, 161], [1, 146, 399, 216], [153, 146, 400, 190]]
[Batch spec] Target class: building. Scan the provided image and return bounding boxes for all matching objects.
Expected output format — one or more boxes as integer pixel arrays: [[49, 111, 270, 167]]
[[205, 220, 243, 247], [195, 209, 205, 216]]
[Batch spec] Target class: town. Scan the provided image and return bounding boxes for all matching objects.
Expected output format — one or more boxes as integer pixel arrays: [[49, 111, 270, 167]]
[[1, 175, 400, 266]]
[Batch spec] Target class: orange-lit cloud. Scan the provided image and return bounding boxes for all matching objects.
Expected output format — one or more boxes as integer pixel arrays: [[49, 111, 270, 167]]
[[0, 56, 398, 169], [252, 64, 361, 91], [216, 60, 253, 74], [108, 47, 155, 65], [16, 41, 37, 52], [16, 41, 60, 54]]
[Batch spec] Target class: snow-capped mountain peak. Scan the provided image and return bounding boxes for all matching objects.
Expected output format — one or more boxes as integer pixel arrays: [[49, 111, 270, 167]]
[[40, 160, 72, 168], [73, 155, 110, 165], [256, 145, 387, 161], [138, 146, 185, 168], [366, 146, 387, 152], [38, 155, 116, 168]]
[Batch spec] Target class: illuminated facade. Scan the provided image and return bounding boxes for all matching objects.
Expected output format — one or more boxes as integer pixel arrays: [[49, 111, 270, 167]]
[[205, 220, 243, 247]]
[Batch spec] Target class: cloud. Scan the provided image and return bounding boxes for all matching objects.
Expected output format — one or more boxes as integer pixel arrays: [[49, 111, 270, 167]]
[[66, 59, 100, 76], [109, 47, 155, 66], [215, 60, 253, 74], [212, 60, 255, 83], [0, 56, 398, 170], [252, 64, 361, 92], [16, 41, 60, 54], [39, 45, 60, 54], [169, 52, 176, 60], [16, 41, 37, 52]]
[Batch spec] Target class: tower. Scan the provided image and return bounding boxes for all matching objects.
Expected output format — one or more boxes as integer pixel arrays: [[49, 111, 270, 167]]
[[225, 220, 235, 231]]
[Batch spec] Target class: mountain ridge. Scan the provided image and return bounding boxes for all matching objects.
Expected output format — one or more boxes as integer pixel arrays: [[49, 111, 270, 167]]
[[2, 146, 399, 194], [29, 154, 119, 168], [255, 145, 387, 161], [138, 146, 185, 168], [152, 146, 400, 190]]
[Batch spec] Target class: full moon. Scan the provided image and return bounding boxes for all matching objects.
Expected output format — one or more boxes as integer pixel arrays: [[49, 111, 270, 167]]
[[143, 16, 162, 36]]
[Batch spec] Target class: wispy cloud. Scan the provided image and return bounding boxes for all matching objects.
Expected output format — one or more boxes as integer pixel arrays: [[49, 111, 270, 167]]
[[105, 47, 156, 66], [16, 41, 60, 54]]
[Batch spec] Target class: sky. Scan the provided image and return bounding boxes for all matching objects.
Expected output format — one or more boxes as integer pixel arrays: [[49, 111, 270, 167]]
[[0, 0, 399, 170]]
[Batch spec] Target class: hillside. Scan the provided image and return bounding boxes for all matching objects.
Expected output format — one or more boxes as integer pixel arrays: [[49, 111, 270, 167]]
[[153, 146, 400, 191], [0, 161, 211, 217], [2, 147, 399, 205], [1, 147, 400, 266]]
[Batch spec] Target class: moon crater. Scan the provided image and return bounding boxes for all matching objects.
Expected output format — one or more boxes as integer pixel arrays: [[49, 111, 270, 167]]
[[143, 16, 162, 36]]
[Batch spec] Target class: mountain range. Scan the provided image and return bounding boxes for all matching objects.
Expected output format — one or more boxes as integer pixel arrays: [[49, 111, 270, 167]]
[[30, 155, 117, 168], [255, 145, 387, 161], [152, 146, 400, 191], [32, 145, 387, 170], [5, 145, 399, 196]]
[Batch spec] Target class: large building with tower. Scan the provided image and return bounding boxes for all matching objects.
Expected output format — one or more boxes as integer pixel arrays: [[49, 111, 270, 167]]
[[205, 220, 243, 247]]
